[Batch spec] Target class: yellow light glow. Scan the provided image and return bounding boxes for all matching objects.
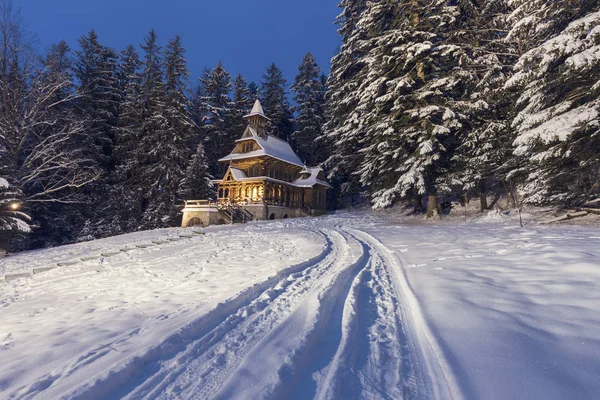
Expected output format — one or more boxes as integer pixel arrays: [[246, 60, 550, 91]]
[[10, 203, 19, 210]]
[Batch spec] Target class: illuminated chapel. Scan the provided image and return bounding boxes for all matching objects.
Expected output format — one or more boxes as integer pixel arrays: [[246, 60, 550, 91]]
[[181, 99, 330, 227]]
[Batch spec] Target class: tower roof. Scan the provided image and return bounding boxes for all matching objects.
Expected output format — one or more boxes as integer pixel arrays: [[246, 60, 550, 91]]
[[244, 99, 271, 121]]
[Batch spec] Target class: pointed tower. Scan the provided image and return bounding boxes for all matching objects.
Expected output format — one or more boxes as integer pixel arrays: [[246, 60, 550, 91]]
[[244, 99, 270, 138]]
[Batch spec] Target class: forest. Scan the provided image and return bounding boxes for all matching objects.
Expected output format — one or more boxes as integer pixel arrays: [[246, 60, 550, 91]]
[[1, 0, 599, 250]]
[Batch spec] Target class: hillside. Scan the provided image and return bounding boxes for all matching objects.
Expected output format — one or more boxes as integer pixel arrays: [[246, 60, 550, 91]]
[[1, 213, 599, 399]]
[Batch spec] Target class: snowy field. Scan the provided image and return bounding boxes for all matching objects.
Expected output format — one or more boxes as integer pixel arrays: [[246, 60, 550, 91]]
[[1, 212, 599, 399]]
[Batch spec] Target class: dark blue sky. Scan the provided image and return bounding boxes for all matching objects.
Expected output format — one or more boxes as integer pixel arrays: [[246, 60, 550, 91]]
[[14, 0, 341, 87]]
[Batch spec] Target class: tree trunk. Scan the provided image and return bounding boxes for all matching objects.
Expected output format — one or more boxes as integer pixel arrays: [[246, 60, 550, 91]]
[[479, 180, 488, 212], [426, 194, 438, 218]]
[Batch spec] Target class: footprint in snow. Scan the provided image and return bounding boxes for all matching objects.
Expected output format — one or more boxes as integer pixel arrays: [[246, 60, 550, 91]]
[[406, 264, 427, 268]]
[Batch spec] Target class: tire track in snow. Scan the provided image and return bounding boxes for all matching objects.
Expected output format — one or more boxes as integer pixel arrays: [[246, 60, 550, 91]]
[[62, 230, 335, 400], [314, 238, 419, 400], [207, 229, 368, 400], [152, 229, 360, 400], [349, 228, 464, 400]]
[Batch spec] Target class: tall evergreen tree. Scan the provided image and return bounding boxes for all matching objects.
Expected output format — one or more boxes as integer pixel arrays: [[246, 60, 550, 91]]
[[108, 44, 144, 234], [351, 1, 480, 216], [248, 81, 259, 99], [260, 62, 294, 140], [163, 35, 197, 202], [135, 29, 172, 228], [178, 143, 213, 201], [291, 53, 326, 165], [505, 0, 600, 205], [199, 62, 235, 176], [449, 0, 518, 211], [72, 30, 121, 238], [232, 74, 254, 134], [322, 0, 370, 205], [74, 30, 120, 171]]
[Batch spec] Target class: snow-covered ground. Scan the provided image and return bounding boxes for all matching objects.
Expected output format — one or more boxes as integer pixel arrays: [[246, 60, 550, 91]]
[[1, 212, 599, 399]]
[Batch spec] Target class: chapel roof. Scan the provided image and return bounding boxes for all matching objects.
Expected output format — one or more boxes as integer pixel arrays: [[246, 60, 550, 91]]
[[219, 126, 304, 167]]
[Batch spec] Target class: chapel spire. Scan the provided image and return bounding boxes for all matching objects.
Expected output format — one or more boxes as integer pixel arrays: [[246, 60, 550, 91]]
[[244, 99, 270, 137]]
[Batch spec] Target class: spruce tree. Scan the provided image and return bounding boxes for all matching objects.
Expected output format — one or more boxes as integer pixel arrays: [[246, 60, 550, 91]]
[[260, 62, 294, 140], [248, 81, 259, 98], [353, 1, 480, 216], [74, 30, 120, 171], [73, 30, 121, 237], [136, 29, 172, 228], [178, 143, 213, 201], [505, 0, 600, 205], [109, 44, 144, 234], [450, 0, 518, 211], [199, 62, 235, 176], [232, 74, 254, 135], [163, 35, 197, 201], [291, 53, 326, 165], [322, 0, 370, 205]]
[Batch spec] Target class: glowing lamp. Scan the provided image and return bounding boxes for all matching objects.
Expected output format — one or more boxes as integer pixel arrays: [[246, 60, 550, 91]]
[[10, 203, 20, 210]]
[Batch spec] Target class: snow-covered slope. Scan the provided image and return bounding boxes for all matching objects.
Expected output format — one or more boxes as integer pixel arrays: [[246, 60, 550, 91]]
[[1, 214, 599, 399]]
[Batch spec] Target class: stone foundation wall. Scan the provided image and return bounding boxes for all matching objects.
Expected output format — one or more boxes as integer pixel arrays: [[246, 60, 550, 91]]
[[181, 208, 226, 228], [182, 204, 313, 227], [241, 205, 304, 221]]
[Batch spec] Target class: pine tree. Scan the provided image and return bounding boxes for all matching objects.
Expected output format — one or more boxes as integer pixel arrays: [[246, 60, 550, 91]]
[[136, 29, 173, 229], [232, 74, 254, 135], [291, 53, 326, 165], [178, 143, 213, 201], [163, 35, 197, 201], [505, 0, 600, 205], [109, 44, 144, 234], [353, 1, 480, 216], [248, 81, 259, 98], [321, 0, 370, 205], [260, 62, 294, 140], [72, 30, 121, 238], [450, 0, 518, 211], [74, 30, 120, 171], [199, 62, 235, 176]]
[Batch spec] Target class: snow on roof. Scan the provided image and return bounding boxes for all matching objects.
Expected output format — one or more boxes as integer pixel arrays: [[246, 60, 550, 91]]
[[220, 132, 304, 167], [0, 177, 9, 189], [229, 167, 247, 180], [244, 99, 271, 121], [292, 167, 332, 188]]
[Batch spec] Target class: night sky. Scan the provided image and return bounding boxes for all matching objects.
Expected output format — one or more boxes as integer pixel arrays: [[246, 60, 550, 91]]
[[14, 0, 341, 86]]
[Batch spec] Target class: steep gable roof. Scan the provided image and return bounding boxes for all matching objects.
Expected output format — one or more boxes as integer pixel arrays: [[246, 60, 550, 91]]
[[219, 128, 304, 167], [292, 167, 332, 188]]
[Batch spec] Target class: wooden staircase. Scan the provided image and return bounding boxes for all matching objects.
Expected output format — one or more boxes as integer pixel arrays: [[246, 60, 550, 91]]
[[217, 202, 255, 224]]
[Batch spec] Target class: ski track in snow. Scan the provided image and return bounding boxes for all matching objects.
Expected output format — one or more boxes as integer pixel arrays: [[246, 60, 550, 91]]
[[2, 215, 599, 399], [60, 227, 442, 400]]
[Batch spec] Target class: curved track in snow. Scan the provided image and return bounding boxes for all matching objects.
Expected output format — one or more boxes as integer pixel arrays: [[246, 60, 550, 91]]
[[5, 216, 600, 399], [59, 227, 458, 400]]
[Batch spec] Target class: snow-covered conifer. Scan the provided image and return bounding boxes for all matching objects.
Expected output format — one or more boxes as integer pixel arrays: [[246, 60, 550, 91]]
[[354, 1, 479, 216], [178, 143, 213, 201], [260, 63, 294, 140], [321, 0, 371, 204], [291, 53, 326, 165], [199, 62, 235, 176], [505, 1, 600, 204], [232, 74, 254, 136]]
